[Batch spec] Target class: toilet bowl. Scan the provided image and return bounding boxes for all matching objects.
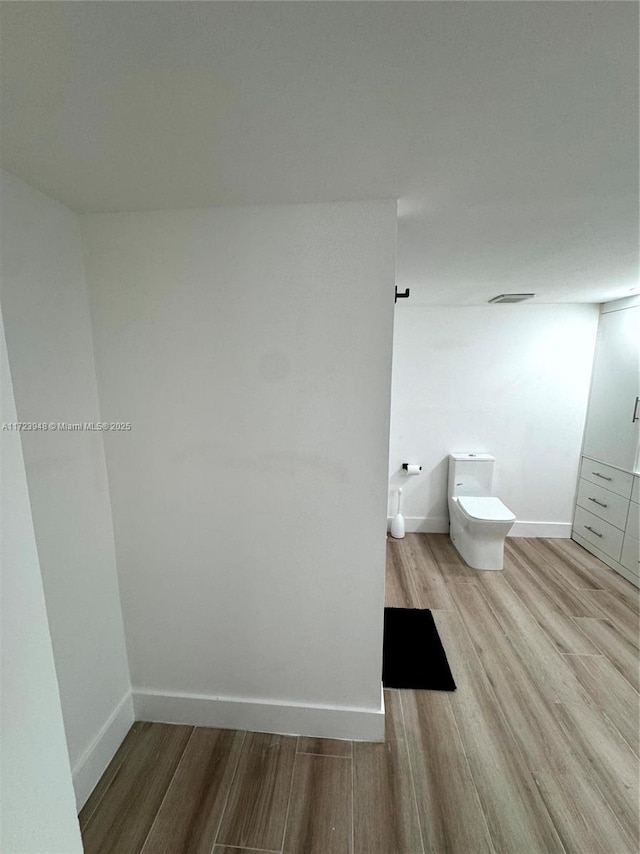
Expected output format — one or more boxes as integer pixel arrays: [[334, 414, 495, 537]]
[[448, 454, 516, 570]]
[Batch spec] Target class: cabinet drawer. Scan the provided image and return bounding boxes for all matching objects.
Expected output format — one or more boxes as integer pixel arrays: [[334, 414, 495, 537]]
[[576, 479, 629, 530], [580, 458, 633, 498], [573, 506, 623, 561], [626, 501, 639, 542], [620, 534, 640, 578]]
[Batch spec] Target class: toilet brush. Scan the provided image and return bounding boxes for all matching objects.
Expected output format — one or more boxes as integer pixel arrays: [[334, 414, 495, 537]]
[[390, 488, 406, 539]]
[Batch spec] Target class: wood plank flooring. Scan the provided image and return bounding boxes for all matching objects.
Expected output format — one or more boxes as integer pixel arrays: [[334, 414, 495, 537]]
[[81, 534, 639, 854]]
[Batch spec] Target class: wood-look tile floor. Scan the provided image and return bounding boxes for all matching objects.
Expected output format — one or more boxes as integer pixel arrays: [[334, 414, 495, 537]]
[[81, 535, 640, 854]]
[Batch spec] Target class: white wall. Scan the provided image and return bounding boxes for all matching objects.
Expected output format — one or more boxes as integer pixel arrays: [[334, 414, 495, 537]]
[[81, 201, 396, 739], [1, 309, 83, 854], [0, 170, 132, 807], [389, 304, 600, 536]]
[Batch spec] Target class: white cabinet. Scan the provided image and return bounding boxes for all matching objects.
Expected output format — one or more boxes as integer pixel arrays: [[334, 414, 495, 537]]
[[575, 478, 630, 530], [582, 304, 640, 471], [573, 298, 640, 588], [579, 457, 633, 498], [620, 530, 639, 581], [574, 503, 624, 559], [573, 457, 639, 586]]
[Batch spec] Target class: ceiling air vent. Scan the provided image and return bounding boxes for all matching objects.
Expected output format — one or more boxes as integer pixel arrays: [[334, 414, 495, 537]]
[[488, 293, 535, 304]]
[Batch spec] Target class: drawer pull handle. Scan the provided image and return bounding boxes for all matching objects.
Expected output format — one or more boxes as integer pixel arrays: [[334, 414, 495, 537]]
[[588, 497, 608, 508], [584, 525, 603, 538], [633, 396, 639, 424], [592, 471, 612, 481]]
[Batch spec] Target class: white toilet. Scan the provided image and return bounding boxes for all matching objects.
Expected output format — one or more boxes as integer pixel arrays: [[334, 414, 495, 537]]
[[447, 453, 516, 570]]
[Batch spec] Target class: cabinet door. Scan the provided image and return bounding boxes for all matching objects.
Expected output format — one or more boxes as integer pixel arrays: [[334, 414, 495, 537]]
[[583, 306, 640, 471]]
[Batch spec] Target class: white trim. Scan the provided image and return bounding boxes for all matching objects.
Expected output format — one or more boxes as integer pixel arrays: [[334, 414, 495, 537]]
[[508, 521, 572, 538], [72, 691, 134, 811], [387, 516, 448, 534], [388, 517, 572, 538], [132, 686, 385, 743]]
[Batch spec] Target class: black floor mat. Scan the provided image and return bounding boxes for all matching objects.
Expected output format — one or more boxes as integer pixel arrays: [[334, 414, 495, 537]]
[[382, 607, 457, 690]]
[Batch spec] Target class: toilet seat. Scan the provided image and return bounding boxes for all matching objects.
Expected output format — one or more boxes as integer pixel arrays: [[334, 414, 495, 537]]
[[457, 496, 515, 522]]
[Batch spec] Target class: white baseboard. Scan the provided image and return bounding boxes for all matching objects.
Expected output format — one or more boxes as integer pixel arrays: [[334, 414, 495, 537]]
[[72, 691, 134, 811], [387, 516, 448, 534], [508, 521, 572, 538], [133, 686, 385, 743], [388, 517, 572, 538]]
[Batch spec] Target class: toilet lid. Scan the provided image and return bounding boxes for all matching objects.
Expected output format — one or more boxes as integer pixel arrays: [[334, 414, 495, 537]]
[[457, 496, 516, 522]]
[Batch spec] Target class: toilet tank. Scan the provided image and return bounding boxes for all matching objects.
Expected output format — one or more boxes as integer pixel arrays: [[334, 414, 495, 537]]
[[448, 453, 495, 498]]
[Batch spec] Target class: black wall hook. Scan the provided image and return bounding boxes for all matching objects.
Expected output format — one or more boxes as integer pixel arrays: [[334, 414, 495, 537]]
[[395, 287, 410, 303]]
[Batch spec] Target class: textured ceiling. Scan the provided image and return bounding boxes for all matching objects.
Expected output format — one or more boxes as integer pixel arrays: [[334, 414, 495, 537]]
[[1, 2, 637, 304]]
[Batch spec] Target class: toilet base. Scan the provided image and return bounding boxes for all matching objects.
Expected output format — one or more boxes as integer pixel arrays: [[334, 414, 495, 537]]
[[450, 527, 506, 570], [449, 501, 512, 570]]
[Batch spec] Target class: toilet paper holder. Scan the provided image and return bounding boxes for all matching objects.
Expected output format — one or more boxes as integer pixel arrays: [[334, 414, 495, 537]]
[[402, 463, 422, 473]]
